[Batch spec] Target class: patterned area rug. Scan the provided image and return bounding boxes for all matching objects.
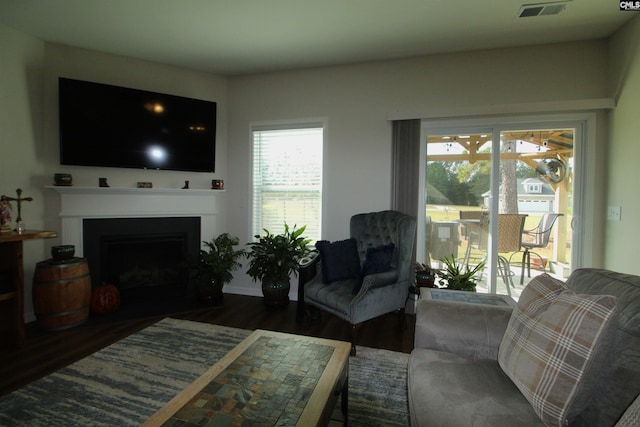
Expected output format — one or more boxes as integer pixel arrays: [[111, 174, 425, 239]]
[[0, 318, 409, 426]]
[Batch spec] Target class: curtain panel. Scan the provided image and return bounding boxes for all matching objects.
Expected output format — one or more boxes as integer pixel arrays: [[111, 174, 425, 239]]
[[391, 119, 421, 217]]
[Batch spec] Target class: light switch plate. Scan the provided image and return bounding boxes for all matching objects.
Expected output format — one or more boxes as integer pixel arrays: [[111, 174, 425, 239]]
[[607, 205, 622, 221]]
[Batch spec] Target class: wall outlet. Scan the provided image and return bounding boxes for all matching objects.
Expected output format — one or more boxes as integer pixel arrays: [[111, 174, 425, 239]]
[[607, 205, 622, 221]]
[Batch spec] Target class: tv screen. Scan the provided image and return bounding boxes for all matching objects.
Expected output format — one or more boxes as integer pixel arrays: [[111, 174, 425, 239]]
[[58, 77, 216, 172]]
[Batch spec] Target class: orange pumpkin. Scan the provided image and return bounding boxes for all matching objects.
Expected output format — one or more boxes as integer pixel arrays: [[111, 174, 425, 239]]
[[91, 284, 121, 315]]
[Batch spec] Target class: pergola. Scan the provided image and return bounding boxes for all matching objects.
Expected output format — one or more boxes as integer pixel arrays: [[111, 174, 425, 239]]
[[426, 130, 573, 183]]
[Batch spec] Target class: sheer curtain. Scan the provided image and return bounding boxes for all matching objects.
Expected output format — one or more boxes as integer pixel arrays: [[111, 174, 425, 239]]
[[391, 119, 421, 216]]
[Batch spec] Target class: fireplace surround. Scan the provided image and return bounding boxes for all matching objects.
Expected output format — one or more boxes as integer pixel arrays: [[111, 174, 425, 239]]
[[48, 186, 223, 316]]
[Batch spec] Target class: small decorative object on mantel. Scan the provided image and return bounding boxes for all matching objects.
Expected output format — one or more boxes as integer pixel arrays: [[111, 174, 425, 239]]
[[211, 179, 224, 190], [99, 177, 110, 187], [182, 180, 190, 189], [53, 173, 73, 186], [0, 196, 12, 234], [137, 182, 153, 188], [1, 189, 32, 234]]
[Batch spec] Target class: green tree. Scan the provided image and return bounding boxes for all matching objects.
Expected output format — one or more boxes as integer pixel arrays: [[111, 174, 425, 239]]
[[426, 154, 540, 209], [426, 162, 453, 204], [427, 161, 478, 206]]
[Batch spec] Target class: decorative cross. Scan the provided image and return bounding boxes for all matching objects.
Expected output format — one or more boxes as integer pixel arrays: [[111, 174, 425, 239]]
[[1, 188, 32, 227]]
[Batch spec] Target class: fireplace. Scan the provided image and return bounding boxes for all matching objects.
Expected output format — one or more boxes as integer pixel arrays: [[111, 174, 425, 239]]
[[101, 233, 187, 301], [47, 186, 222, 320], [83, 217, 200, 305]]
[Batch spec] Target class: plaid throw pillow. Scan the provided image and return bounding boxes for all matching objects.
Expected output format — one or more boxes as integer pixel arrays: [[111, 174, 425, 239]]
[[499, 274, 619, 426]]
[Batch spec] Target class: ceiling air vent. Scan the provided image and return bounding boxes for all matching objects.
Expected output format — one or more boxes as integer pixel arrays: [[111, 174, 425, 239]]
[[518, 1, 570, 18]]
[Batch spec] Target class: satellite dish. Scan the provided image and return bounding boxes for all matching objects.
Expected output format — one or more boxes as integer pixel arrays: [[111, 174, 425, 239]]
[[535, 157, 567, 183]]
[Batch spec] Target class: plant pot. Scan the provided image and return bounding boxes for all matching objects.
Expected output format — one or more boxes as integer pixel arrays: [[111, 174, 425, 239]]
[[261, 279, 290, 310], [51, 245, 75, 261], [531, 257, 548, 270], [416, 272, 436, 288], [443, 282, 477, 292], [197, 275, 224, 306]]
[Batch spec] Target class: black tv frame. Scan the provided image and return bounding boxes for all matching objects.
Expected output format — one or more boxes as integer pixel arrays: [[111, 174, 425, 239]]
[[58, 77, 216, 173]]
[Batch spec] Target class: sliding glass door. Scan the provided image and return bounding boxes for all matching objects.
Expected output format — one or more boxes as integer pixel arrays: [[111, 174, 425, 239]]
[[419, 118, 579, 299]]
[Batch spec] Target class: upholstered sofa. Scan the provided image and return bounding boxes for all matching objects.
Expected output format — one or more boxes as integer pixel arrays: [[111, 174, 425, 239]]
[[408, 268, 640, 426]]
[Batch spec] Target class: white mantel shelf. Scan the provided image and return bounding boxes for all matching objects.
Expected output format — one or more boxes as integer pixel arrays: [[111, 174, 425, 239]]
[[47, 186, 225, 195], [46, 186, 224, 255], [45, 185, 226, 196]]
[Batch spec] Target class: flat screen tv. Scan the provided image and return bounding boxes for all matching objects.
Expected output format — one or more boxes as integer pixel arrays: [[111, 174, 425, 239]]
[[58, 77, 216, 172]]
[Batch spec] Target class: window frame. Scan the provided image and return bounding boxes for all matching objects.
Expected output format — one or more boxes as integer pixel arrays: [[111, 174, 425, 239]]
[[250, 119, 326, 243], [420, 112, 594, 293]]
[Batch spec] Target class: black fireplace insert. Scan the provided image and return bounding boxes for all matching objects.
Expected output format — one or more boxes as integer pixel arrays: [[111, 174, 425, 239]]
[[83, 217, 200, 306]]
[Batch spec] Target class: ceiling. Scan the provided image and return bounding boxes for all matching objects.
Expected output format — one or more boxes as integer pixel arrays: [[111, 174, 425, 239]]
[[0, 0, 636, 76]]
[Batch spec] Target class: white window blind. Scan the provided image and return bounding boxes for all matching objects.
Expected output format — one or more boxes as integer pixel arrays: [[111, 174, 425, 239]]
[[252, 125, 323, 242]]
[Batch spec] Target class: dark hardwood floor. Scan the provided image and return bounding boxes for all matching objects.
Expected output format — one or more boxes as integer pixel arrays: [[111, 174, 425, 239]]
[[0, 293, 415, 397]]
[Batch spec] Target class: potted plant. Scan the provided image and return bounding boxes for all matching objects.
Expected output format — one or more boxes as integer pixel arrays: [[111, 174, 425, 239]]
[[246, 224, 311, 309], [415, 262, 436, 288], [438, 254, 485, 292], [194, 233, 247, 305]]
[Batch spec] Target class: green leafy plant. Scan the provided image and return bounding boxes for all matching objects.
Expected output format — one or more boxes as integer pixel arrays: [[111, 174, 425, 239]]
[[438, 254, 485, 292], [195, 233, 247, 288], [246, 224, 312, 284]]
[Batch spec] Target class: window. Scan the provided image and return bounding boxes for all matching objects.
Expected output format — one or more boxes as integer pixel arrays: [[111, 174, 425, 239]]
[[526, 183, 542, 193], [421, 118, 581, 297], [252, 123, 323, 242]]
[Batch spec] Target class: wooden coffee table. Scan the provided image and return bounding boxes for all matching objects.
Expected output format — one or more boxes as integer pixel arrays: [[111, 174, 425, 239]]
[[143, 329, 351, 426]]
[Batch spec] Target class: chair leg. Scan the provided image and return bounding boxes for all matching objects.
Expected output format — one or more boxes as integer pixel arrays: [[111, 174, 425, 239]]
[[497, 256, 512, 297], [350, 323, 361, 356], [519, 248, 534, 285]]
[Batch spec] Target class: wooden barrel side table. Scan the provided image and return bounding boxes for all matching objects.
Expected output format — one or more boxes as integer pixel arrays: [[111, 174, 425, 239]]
[[33, 257, 91, 330]]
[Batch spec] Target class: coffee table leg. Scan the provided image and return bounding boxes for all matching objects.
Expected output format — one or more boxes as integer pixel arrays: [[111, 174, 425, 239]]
[[342, 375, 349, 426]]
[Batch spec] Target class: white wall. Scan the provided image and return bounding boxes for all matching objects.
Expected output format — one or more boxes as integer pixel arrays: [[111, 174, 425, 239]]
[[0, 31, 230, 321], [41, 43, 228, 190], [3, 21, 629, 307], [606, 15, 640, 274], [225, 41, 610, 296], [39, 44, 231, 258], [0, 25, 48, 323]]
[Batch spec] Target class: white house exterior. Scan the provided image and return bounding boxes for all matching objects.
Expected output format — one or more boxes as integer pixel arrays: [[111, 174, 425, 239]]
[[483, 178, 556, 214]]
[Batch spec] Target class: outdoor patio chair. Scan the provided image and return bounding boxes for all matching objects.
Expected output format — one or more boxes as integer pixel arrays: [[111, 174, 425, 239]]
[[516, 212, 563, 284], [459, 210, 487, 265], [459, 213, 526, 296], [496, 214, 528, 296]]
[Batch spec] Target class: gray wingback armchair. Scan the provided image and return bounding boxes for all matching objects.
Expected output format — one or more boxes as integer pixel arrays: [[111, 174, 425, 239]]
[[301, 210, 416, 355]]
